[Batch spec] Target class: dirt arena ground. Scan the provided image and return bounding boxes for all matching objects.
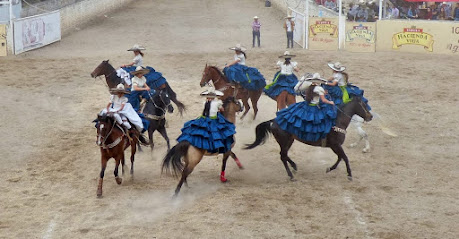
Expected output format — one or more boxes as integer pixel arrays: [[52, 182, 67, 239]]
[[1, 0, 458, 238]]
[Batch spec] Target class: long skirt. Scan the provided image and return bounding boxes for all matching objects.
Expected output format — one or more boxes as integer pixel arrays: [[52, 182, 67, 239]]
[[122, 66, 167, 89], [223, 64, 266, 91], [264, 72, 298, 100], [177, 113, 236, 154], [275, 101, 337, 142], [100, 103, 144, 131], [323, 84, 371, 110], [126, 88, 156, 112]]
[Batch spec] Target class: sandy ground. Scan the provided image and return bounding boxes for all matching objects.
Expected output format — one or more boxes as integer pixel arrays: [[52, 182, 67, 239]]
[[1, 0, 459, 238]]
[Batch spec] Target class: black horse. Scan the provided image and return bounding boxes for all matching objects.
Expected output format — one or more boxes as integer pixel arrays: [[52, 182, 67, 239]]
[[245, 97, 373, 181], [142, 89, 174, 151]]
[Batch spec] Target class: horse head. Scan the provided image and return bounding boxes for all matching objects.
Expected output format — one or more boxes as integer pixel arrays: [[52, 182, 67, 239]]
[[200, 64, 212, 87], [144, 90, 174, 116], [96, 113, 114, 146], [91, 60, 112, 78], [347, 97, 372, 122]]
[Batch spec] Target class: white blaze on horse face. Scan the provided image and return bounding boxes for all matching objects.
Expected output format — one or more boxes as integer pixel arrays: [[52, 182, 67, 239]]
[[97, 124, 104, 146]]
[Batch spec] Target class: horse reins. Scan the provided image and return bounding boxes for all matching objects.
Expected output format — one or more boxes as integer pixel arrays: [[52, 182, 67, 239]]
[[98, 119, 126, 149]]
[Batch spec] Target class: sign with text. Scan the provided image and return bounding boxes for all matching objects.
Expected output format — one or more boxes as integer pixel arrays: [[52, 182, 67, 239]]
[[308, 17, 338, 51], [377, 20, 458, 55], [13, 11, 61, 55], [345, 22, 376, 52]]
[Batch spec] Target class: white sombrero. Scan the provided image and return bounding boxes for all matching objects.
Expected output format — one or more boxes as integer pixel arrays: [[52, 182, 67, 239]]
[[278, 50, 296, 58], [285, 15, 294, 19], [200, 87, 224, 98], [328, 62, 346, 72], [229, 43, 247, 52], [127, 44, 146, 51], [305, 73, 327, 84], [253, 16, 259, 19], [110, 83, 130, 94], [295, 73, 326, 92], [131, 66, 150, 75]]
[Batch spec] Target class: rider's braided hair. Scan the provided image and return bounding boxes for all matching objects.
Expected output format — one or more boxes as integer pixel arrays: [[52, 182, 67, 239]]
[[305, 85, 318, 103]]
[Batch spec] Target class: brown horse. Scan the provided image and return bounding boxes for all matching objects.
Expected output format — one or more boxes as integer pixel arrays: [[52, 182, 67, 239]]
[[95, 114, 148, 197], [200, 64, 262, 120], [91, 60, 186, 115], [245, 97, 373, 181], [162, 97, 243, 196]]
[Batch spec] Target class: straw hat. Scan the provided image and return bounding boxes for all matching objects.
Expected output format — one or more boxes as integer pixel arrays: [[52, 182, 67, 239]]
[[305, 73, 327, 84], [131, 66, 150, 75], [229, 43, 247, 52], [327, 62, 346, 72], [200, 87, 224, 98], [285, 15, 294, 19], [278, 51, 296, 58], [127, 44, 146, 51], [253, 16, 259, 19], [110, 83, 130, 94]]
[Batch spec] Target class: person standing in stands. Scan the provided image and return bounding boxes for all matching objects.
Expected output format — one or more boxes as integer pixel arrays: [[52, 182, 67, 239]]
[[284, 15, 295, 48], [252, 16, 261, 48]]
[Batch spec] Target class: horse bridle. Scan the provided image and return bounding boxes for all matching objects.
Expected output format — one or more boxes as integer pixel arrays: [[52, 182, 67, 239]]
[[148, 91, 171, 115], [336, 100, 371, 121], [97, 119, 125, 149]]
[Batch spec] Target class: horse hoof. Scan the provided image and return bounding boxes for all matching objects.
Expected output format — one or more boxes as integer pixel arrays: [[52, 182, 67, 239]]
[[220, 176, 228, 183], [347, 176, 353, 181], [326, 167, 331, 173], [238, 166, 244, 170], [362, 148, 370, 153], [115, 177, 122, 185], [97, 190, 103, 198], [289, 177, 296, 182]]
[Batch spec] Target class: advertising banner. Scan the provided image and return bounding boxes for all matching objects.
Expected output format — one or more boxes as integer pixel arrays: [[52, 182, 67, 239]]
[[13, 11, 61, 55], [308, 17, 339, 51], [345, 22, 376, 52]]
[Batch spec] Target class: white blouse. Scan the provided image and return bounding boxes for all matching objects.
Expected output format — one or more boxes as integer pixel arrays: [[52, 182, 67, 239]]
[[133, 54, 143, 67], [310, 86, 325, 105], [110, 95, 128, 110], [277, 60, 298, 75], [234, 53, 246, 65], [204, 99, 223, 117], [131, 76, 147, 91], [332, 72, 347, 86]]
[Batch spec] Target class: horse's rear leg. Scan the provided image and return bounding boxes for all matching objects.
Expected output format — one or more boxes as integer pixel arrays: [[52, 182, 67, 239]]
[[157, 124, 171, 150], [328, 145, 353, 181], [230, 151, 243, 169], [273, 129, 295, 180], [220, 152, 232, 182], [249, 90, 262, 120], [286, 93, 296, 107], [240, 97, 250, 120], [175, 165, 195, 197], [276, 91, 288, 111], [114, 156, 123, 185], [130, 141, 136, 176], [148, 126, 155, 151], [97, 155, 108, 197]]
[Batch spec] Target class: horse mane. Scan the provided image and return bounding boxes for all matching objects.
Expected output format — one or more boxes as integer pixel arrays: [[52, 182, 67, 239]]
[[208, 65, 227, 80]]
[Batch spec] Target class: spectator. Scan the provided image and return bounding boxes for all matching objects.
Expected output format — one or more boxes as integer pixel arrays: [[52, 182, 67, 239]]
[[357, 5, 369, 22], [252, 16, 261, 48], [438, 6, 446, 20], [367, 4, 376, 21], [454, 3, 459, 21], [431, 5, 439, 20], [324, 0, 337, 11], [407, 5, 418, 19], [443, 3, 452, 19], [424, 7, 433, 20], [391, 5, 400, 19], [284, 15, 295, 48], [347, 3, 358, 21]]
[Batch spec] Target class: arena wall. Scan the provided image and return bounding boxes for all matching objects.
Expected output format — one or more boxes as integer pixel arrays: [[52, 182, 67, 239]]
[[269, 0, 339, 17]]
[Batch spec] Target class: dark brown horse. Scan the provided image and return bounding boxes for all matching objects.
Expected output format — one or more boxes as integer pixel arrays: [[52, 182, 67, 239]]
[[245, 97, 372, 181], [200, 64, 262, 120], [91, 60, 186, 115], [162, 97, 243, 196], [95, 114, 149, 197]]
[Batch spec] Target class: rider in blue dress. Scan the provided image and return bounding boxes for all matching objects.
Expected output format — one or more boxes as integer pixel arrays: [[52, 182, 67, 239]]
[[177, 88, 236, 154], [275, 73, 337, 142], [223, 44, 266, 91], [323, 62, 371, 110]]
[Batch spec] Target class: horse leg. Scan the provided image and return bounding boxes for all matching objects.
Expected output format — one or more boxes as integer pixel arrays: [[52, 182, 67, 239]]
[[273, 129, 295, 180], [174, 148, 203, 197], [230, 151, 243, 169], [276, 91, 288, 111], [328, 145, 353, 181], [97, 155, 108, 197], [157, 123, 171, 151], [148, 123, 155, 151], [357, 126, 370, 153], [130, 140, 137, 176], [114, 155, 122, 185], [220, 152, 231, 182], [240, 97, 250, 120], [249, 90, 262, 120], [121, 156, 126, 176], [286, 93, 296, 107]]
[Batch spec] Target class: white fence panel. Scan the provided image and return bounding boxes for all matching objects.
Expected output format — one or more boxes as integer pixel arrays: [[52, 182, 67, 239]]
[[288, 8, 306, 48]]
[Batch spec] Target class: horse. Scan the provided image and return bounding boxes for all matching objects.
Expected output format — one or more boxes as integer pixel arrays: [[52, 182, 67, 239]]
[[91, 60, 186, 115], [244, 97, 373, 181], [162, 96, 243, 196], [349, 115, 370, 153], [200, 64, 262, 120], [141, 89, 174, 151], [95, 114, 149, 197]]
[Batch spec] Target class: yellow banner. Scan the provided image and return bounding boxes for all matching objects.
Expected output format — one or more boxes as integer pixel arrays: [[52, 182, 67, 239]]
[[392, 32, 434, 52], [346, 29, 375, 43], [309, 23, 338, 38]]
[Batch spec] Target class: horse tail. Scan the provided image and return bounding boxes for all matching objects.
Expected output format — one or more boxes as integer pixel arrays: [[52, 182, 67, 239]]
[[165, 83, 186, 115], [244, 120, 274, 149], [162, 141, 190, 178]]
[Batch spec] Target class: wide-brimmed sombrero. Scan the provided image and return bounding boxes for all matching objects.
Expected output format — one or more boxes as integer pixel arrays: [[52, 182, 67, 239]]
[[253, 16, 259, 19], [229, 43, 247, 52], [279, 51, 296, 58], [305, 73, 327, 84], [127, 44, 146, 51], [328, 62, 346, 72], [285, 15, 294, 19], [110, 83, 130, 94], [200, 87, 224, 98], [131, 66, 150, 75]]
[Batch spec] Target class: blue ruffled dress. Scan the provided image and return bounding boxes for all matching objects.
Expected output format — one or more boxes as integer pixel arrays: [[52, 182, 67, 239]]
[[223, 64, 266, 91], [122, 66, 167, 89], [323, 83, 371, 110], [177, 113, 236, 154], [275, 99, 337, 142], [264, 72, 298, 100]]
